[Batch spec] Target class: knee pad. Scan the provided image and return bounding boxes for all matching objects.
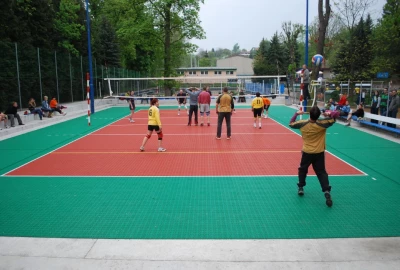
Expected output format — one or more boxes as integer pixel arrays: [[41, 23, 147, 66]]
[[157, 131, 163, 140], [200, 111, 204, 116], [206, 111, 210, 116], [145, 134, 151, 139], [178, 105, 181, 109]]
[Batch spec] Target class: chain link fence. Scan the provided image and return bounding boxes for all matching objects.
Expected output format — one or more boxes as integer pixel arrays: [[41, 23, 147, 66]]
[[0, 41, 141, 111]]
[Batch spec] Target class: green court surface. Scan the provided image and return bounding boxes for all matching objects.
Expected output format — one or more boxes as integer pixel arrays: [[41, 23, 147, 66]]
[[0, 106, 399, 239]]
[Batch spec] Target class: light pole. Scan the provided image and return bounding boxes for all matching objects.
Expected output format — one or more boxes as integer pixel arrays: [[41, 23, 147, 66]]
[[85, 0, 95, 114], [305, 0, 309, 66]]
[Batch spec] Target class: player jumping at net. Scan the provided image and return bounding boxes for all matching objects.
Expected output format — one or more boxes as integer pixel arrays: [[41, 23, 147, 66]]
[[199, 86, 211, 126], [251, 92, 264, 129], [289, 106, 340, 207], [127, 90, 135, 122], [262, 95, 271, 118], [139, 98, 166, 152], [176, 89, 188, 116]]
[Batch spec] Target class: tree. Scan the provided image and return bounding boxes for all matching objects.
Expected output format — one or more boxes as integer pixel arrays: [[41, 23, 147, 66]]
[[333, 0, 374, 31], [93, 16, 120, 67], [54, 0, 85, 55], [232, 43, 240, 55], [312, 0, 332, 80], [253, 38, 270, 76], [331, 15, 374, 80], [147, 0, 205, 95], [281, 22, 303, 71], [372, 0, 400, 76], [266, 33, 287, 75]]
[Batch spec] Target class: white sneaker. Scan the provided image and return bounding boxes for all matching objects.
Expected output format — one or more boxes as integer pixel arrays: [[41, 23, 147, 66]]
[[158, 147, 166, 152], [140, 146, 145, 152], [130, 119, 135, 123], [178, 112, 180, 116], [253, 123, 256, 128]]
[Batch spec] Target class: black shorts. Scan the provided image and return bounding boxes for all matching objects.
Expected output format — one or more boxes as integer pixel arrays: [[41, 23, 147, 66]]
[[253, 108, 263, 117], [129, 104, 135, 110], [148, 125, 160, 132], [264, 105, 270, 111], [178, 99, 186, 105]]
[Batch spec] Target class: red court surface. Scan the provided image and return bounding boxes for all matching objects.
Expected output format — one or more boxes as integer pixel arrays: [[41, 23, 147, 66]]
[[8, 109, 364, 177]]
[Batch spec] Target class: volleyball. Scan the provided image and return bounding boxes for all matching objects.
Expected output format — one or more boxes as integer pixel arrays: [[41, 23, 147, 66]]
[[312, 54, 324, 66]]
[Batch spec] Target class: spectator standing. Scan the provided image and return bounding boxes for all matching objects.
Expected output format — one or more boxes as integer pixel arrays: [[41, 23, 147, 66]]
[[5, 102, 24, 127], [370, 91, 380, 123], [380, 88, 389, 118], [387, 90, 400, 128]]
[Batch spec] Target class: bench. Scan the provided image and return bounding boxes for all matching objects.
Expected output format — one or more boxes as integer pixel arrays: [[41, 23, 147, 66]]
[[359, 112, 400, 137]]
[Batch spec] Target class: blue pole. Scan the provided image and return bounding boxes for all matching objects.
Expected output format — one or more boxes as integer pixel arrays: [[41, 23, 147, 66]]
[[85, 0, 95, 114], [305, 0, 309, 66]]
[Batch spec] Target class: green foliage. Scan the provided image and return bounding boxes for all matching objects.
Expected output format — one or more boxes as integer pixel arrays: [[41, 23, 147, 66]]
[[372, 0, 400, 76], [54, 0, 85, 56], [331, 16, 374, 80], [93, 16, 120, 67]]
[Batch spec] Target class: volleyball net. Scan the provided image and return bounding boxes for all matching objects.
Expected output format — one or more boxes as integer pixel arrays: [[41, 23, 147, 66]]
[[103, 75, 287, 104]]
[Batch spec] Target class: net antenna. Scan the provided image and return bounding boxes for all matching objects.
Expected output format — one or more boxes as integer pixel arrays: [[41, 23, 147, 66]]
[[105, 62, 113, 96]]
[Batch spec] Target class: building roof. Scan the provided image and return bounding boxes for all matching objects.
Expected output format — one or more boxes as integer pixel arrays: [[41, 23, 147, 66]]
[[176, 67, 237, 71]]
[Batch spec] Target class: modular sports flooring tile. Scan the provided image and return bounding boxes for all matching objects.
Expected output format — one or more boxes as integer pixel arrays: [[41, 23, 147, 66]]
[[0, 106, 399, 239]]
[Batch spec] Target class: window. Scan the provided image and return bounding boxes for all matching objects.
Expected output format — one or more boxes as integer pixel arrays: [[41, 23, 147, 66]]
[[177, 71, 184, 75], [214, 71, 222, 75], [201, 71, 208, 75], [226, 71, 234, 75], [189, 71, 196, 75]]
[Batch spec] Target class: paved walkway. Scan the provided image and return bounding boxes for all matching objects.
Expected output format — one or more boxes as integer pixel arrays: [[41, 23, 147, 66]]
[[1, 237, 399, 269]]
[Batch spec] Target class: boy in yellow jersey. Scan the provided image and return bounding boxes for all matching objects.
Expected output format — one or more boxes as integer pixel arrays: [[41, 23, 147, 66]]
[[262, 95, 271, 118], [251, 92, 264, 129], [289, 106, 340, 207], [139, 98, 166, 152]]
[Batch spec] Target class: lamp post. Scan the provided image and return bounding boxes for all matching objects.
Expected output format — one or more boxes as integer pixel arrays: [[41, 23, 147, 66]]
[[85, 0, 95, 114], [305, 0, 309, 66]]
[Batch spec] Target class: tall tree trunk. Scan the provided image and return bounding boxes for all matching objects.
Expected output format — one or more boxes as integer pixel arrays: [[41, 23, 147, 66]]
[[163, 2, 172, 96], [313, 0, 331, 81]]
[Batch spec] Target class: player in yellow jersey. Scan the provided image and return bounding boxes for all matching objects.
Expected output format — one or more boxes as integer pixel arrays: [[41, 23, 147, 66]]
[[251, 92, 264, 129], [139, 98, 166, 152]]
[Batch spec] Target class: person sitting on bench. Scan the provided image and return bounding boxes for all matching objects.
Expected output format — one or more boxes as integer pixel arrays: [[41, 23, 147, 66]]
[[41, 96, 53, 118], [345, 104, 364, 126], [50, 97, 66, 116], [28, 98, 43, 120], [5, 102, 24, 127]]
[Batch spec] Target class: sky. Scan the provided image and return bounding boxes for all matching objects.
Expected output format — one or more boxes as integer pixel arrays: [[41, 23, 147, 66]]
[[193, 0, 387, 52]]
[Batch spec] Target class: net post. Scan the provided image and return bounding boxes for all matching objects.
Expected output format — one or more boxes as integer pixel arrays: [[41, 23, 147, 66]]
[[86, 72, 91, 126]]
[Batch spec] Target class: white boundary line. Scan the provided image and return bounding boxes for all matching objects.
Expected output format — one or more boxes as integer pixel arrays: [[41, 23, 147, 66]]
[[90, 133, 293, 136], [1, 110, 140, 176], [3, 174, 367, 178], [268, 109, 368, 176]]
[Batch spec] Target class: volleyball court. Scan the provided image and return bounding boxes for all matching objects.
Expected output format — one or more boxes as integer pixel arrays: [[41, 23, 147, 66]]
[[7, 107, 364, 177]]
